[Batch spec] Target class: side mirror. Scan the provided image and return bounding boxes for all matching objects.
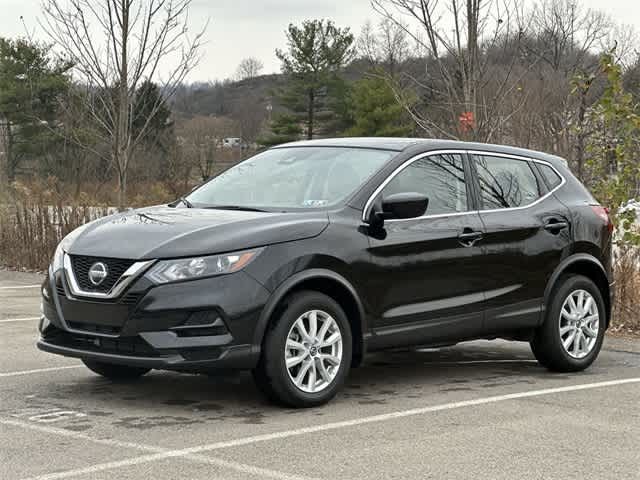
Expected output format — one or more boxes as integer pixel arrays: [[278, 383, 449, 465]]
[[382, 192, 429, 219], [369, 192, 429, 228]]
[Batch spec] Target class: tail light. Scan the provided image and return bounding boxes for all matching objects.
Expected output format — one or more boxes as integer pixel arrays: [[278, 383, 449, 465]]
[[591, 205, 614, 233]]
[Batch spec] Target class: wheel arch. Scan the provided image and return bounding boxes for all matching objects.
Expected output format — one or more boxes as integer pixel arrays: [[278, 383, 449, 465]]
[[544, 254, 612, 327], [253, 269, 368, 367]]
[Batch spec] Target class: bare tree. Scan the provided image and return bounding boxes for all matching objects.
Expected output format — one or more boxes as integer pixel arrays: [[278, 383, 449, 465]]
[[517, 1, 614, 174], [231, 93, 266, 145], [526, 0, 611, 72], [177, 115, 234, 181], [41, 0, 206, 207], [0, 116, 9, 185], [371, 0, 533, 141], [236, 57, 264, 81], [358, 18, 410, 76]]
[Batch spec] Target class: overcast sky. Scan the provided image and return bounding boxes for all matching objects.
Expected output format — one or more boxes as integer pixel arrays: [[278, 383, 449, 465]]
[[0, 0, 638, 82]]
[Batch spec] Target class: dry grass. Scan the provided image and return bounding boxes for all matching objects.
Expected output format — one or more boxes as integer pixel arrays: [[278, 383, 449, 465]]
[[610, 246, 640, 336], [0, 179, 177, 271]]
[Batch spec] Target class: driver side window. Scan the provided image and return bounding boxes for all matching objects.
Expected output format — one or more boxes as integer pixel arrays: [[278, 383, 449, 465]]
[[381, 153, 469, 216]]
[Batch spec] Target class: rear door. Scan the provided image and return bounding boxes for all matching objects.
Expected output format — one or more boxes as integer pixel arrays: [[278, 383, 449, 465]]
[[364, 152, 488, 349], [470, 153, 572, 332]]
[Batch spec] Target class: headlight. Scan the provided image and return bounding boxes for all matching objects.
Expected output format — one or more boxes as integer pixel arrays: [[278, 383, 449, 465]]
[[145, 248, 264, 284], [51, 242, 65, 272]]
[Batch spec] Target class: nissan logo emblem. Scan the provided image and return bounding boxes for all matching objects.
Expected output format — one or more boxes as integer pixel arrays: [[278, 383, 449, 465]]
[[88, 262, 108, 286]]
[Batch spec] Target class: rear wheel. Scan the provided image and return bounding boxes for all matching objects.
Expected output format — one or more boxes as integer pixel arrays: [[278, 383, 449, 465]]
[[82, 359, 151, 380], [531, 274, 606, 372], [253, 291, 352, 408]]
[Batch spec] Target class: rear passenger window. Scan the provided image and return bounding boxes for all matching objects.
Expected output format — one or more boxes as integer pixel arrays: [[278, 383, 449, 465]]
[[382, 154, 468, 215], [538, 163, 563, 189], [474, 155, 541, 209]]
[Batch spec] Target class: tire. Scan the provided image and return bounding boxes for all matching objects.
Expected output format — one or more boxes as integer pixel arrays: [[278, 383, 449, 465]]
[[531, 274, 606, 372], [82, 359, 151, 380], [253, 291, 352, 408]]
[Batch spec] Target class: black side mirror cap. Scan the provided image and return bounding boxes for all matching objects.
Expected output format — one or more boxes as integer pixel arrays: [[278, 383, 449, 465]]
[[381, 192, 429, 220]]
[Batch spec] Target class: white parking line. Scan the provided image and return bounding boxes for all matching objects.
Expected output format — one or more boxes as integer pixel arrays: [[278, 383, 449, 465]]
[[7, 377, 640, 480], [0, 366, 83, 378], [4, 419, 319, 480], [0, 284, 41, 290], [0, 317, 40, 324]]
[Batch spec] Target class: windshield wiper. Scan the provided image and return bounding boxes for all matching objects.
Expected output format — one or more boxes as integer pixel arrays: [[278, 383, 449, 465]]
[[204, 205, 267, 212], [172, 197, 193, 208]]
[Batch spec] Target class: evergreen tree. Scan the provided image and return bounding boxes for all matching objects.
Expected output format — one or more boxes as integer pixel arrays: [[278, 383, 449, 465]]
[[275, 19, 354, 139], [258, 114, 303, 147], [132, 81, 172, 151], [0, 37, 71, 180], [346, 75, 414, 137]]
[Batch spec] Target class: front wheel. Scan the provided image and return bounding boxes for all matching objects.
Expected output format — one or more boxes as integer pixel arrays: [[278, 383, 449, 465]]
[[82, 359, 151, 380], [531, 274, 606, 372], [253, 291, 352, 408]]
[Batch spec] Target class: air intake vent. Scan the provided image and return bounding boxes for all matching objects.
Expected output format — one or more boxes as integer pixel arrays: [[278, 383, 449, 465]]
[[67, 321, 121, 336], [121, 292, 143, 306]]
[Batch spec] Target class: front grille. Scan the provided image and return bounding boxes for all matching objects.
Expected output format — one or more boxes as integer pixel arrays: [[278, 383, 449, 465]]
[[70, 255, 136, 293]]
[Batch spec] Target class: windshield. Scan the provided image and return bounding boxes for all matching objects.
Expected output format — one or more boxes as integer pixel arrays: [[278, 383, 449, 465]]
[[187, 147, 394, 210]]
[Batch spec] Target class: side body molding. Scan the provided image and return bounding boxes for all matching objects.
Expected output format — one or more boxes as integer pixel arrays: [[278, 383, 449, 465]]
[[252, 269, 367, 354]]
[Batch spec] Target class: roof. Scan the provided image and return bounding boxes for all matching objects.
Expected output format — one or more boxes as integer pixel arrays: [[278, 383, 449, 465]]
[[274, 137, 421, 151], [273, 137, 568, 166]]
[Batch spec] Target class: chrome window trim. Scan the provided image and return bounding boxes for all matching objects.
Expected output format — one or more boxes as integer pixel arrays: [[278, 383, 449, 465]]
[[384, 210, 478, 223], [63, 253, 155, 299], [361, 149, 567, 223]]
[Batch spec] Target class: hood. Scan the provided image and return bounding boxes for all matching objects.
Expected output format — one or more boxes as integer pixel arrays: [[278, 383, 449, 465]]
[[66, 206, 329, 259]]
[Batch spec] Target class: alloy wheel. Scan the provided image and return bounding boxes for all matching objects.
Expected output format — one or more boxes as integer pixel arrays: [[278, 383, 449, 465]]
[[559, 289, 600, 359], [285, 309, 343, 393]]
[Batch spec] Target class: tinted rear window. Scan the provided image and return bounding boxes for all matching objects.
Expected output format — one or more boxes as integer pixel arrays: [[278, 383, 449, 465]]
[[474, 155, 542, 209]]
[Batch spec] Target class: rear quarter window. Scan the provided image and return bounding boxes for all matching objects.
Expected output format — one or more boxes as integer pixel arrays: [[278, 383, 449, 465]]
[[538, 163, 563, 189]]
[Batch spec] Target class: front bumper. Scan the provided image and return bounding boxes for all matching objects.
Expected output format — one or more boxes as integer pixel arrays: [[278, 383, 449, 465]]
[[37, 331, 256, 370], [38, 267, 270, 371]]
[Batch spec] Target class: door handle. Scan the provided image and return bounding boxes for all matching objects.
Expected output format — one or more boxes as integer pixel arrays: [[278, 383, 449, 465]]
[[544, 219, 569, 233], [458, 230, 483, 247]]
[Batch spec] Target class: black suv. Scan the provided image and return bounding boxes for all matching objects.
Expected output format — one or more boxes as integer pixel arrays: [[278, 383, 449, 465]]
[[39, 138, 614, 407]]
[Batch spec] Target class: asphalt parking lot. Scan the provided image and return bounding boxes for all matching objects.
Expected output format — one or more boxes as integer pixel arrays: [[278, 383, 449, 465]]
[[1, 270, 639, 480]]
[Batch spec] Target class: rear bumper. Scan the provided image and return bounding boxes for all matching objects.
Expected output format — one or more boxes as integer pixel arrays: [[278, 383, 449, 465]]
[[38, 266, 270, 371]]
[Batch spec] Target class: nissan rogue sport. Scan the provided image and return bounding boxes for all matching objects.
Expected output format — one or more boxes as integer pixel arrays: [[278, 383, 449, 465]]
[[38, 138, 614, 407]]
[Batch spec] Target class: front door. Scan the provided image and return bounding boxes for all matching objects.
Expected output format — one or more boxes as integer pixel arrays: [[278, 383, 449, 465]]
[[364, 152, 487, 349]]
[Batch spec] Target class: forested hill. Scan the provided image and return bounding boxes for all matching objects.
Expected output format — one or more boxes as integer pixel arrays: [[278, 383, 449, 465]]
[[171, 74, 286, 118], [169, 58, 403, 119]]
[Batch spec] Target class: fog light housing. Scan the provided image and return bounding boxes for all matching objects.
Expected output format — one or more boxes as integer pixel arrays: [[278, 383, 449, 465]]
[[39, 315, 51, 334], [171, 311, 229, 337]]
